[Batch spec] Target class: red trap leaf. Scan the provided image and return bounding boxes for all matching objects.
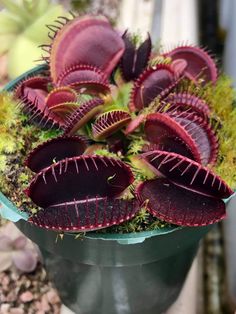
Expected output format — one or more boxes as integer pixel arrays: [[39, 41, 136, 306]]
[[141, 150, 233, 199], [25, 136, 87, 173], [15, 76, 63, 128], [27, 155, 134, 208], [29, 198, 139, 231], [46, 87, 77, 109], [92, 110, 131, 140], [63, 98, 104, 135], [130, 64, 176, 111], [136, 178, 226, 226], [50, 15, 125, 83], [164, 45, 218, 84], [144, 113, 202, 162], [120, 32, 152, 81]]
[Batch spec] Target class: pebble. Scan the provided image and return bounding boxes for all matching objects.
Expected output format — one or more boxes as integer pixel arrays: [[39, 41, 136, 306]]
[[20, 291, 34, 303], [41, 294, 51, 312], [46, 288, 61, 304], [9, 308, 24, 314], [6, 291, 17, 302], [2, 274, 10, 287], [0, 303, 10, 314], [35, 297, 50, 312]]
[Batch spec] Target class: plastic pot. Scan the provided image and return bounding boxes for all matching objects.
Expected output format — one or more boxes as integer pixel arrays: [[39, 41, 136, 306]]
[[1, 66, 225, 313], [16, 219, 212, 314]]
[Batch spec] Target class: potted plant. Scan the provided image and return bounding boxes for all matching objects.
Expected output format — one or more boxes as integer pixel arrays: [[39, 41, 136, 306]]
[[0, 0, 68, 79], [0, 14, 235, 314]]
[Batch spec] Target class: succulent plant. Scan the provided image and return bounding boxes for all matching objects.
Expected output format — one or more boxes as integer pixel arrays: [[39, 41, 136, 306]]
[[0, 0, 68, 78], [0, 222, 40, 273], [7, 14, 235, 232]]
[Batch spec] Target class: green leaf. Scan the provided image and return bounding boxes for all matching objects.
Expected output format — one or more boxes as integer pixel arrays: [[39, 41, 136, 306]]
[[8, 35, 40, 78], [0, 12, 24, 34], [23, 5, 69, 43], [0, 0, 31, 23], [34, 0, 50, 16], [0, 34, 16, 56]]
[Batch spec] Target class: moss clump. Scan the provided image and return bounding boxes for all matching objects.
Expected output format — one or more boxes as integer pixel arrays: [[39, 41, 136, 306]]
[[97, 208, 172, 234], [0, 92, 22, 156], [168, 75, 236, 189], [202, 76, 236, 189], [0, 92, 61, 213]]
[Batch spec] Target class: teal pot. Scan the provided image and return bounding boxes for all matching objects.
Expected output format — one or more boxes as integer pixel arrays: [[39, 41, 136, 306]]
[[2, 66, 228, 313], [15, 219, 211, 314]]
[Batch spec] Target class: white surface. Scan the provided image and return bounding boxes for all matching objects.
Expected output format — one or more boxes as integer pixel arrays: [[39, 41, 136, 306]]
[[118, 0, 198, 47], [223, 0, 236, 87], [223, 195, 236, 306], [160, 0, 199, 46], [61, 304, 75, 314], [219, 0, 231, 30], [118, 0, 155, 36], [165, 258, 199, 314]]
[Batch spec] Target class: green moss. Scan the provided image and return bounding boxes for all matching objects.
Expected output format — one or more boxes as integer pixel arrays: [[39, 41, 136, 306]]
[[148, 55, 172, 67], [0, 92, 21, 162], [202, 76, 236, 188], [93, 148, 120, 159], [127, 155, 156, 182], [172, 75, 236, 188], [103, 82, 132, 112], [98, 208, 171, 234], [127, 137, 146, 155], [0, 155, 7, 172]]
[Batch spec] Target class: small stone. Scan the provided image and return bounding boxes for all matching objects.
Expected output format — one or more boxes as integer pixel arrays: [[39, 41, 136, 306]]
[[46, 289, 60, 304], [11, 272, 20, 281], [35, 301, 42, 311], [9, 308, 24, 314], [6, 291, 17, 302], [25, 279, 31, 288], [2, 275, 10, 287], [41, 294, 51, 312], [20, 291, 34, 303], [0, 303, 10, 314]]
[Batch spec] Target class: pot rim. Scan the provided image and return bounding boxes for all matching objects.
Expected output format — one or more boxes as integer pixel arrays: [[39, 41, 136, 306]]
[[0, 189, 181, 244]]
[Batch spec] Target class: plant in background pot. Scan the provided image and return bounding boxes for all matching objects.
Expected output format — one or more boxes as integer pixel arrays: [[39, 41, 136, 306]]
[[0, 0, 68, 79], [0, 14, 235, 314]]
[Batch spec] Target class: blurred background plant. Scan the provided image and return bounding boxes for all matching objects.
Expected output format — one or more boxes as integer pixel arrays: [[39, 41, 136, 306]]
[[0, 0, 120, 88], [0, 0, 68, 81]]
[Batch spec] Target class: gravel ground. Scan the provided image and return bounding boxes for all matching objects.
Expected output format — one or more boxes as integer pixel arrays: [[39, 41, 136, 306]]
[[0, 220, 62, 314], [0, 267, 61, 314]]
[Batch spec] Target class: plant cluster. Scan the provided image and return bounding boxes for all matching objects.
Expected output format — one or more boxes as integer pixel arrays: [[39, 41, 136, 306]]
[[1, 14, 236, 233]]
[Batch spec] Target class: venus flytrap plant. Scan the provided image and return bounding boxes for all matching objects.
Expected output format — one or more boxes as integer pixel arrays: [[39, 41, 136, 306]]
[[0, 14, 235, 234]]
